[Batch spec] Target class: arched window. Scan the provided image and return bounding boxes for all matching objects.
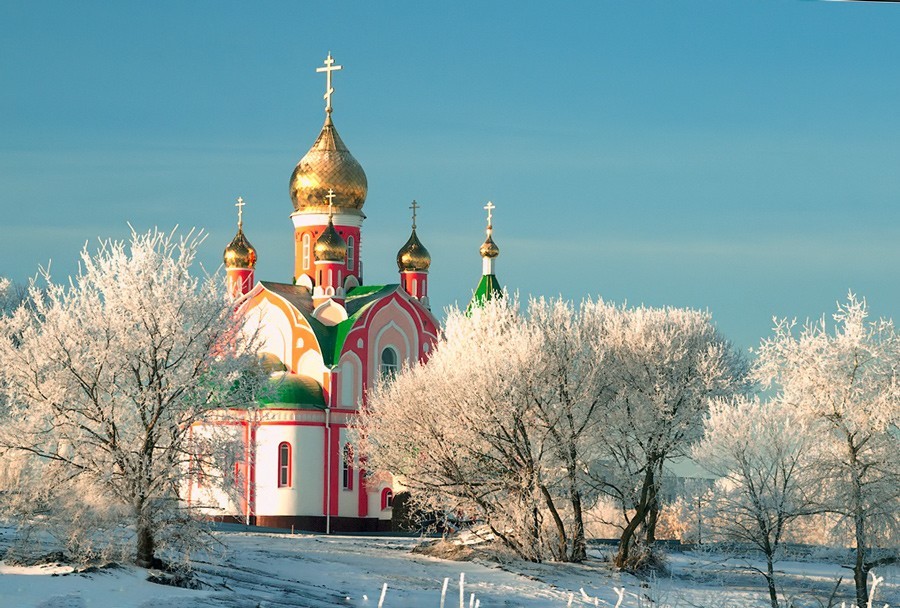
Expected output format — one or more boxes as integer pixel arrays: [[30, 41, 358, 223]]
[[380, 347, 398, 379], [381, 488, 394, 510], [302, 234, 311, 270], [342, 443, 354, 491], [347, 236, 355, 271], [278, 442, 292, 488]]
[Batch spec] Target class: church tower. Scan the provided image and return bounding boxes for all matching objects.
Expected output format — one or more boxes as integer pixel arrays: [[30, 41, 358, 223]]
[[289, 53, 366, 294], [468, 201, 502, 310], [396, 200, 431, 309], [223, 196, 257, 298]]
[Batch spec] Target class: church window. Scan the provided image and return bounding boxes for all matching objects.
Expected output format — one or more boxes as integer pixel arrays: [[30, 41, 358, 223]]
[[381, 488, 394, 510], [342, 443, 354, 490], [380, 347, 398, 379], [347, 236, 355, 271], [278, 441, 292, 488], [302, 234, 311, 270]]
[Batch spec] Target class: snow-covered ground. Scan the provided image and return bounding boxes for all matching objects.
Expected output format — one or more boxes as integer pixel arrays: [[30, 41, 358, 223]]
[[0, 527, 897, 607]]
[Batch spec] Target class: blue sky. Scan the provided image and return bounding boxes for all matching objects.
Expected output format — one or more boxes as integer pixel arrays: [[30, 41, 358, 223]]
[[2, 1, 899, 350]]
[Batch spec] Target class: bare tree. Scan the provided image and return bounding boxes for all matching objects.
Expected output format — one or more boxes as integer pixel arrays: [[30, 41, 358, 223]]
[[754, 294, 900, 608], [694, 396, 818, 608], [0, 228, 263, 567]]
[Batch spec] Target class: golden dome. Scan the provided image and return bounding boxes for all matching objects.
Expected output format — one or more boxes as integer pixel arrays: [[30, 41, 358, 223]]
[[314, 218, 347, 262], [289, 116, 368, 214], [224, 227, 257, 269], [397, 228, 431, 272], [480, 229, 500, 259]]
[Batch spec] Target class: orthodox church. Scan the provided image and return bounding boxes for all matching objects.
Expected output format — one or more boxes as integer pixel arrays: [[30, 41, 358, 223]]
[[190, 54, 502, 532]]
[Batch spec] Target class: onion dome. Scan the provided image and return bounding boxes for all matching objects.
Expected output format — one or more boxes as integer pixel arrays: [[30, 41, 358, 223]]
[[259, 372, 325, 410], [314, 217, 347, 262], [289, 115, 368, 214], [480, 230, 499, 259], [224, 226, 257, 269], [397, 228, 431, 272]]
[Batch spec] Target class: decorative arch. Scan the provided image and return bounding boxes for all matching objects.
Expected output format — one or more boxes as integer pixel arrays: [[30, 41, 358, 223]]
[[339, 351, 362, 408], [381, 487, 394, 510]]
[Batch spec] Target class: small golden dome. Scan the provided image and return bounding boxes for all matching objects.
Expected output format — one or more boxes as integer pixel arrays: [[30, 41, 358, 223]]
[[480, 229, 500, 259], [314, 218, 347, 263], [397, 228, 431, 272], [289, 116, 368, 214], [224, 227, 257, 269]]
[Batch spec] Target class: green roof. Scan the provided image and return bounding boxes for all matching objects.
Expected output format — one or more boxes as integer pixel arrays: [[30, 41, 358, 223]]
[[258, 373, 325, 410], [466, 274, 503, 313], [258, 282, 403, 366]]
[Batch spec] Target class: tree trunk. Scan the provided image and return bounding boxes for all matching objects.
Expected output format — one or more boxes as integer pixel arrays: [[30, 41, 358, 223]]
[[540, 484, 568, 561], [644, 460, 663, 545], [569, 488, 587, 562], [765, 551, 779, 608], [566, 444, 587, 562], [136, 511, 155, 569], [849, 444, 869, 608], [614, 465, 655, 569]]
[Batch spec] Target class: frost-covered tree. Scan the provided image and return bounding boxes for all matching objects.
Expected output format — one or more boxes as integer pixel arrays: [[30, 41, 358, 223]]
[[694, 396, 817, 608], [358, 298, 556, 561], [755, 294, 900, 608], [358, 297, 745, 565], [589, 306, 748, 570], [0, 228, 263, 567]]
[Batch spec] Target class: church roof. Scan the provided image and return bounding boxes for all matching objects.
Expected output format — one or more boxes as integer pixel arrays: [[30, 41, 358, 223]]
[[258, 281, 405, 366], [466, 274, 503, 313]]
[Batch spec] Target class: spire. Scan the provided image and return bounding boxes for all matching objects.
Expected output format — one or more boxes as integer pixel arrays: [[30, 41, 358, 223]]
[[467, 201, 502, 313]]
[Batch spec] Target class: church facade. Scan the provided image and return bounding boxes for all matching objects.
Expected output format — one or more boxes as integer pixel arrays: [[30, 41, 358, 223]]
[[190, 54, 502, 532]]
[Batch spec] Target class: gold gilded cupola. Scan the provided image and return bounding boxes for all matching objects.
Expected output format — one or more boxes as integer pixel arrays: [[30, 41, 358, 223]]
[[397, 201, 431, 272], [397, 200, 431, 308], [314, 195, 348, 263], [289, 52, 368, 216], [224, 196, 257, 269]]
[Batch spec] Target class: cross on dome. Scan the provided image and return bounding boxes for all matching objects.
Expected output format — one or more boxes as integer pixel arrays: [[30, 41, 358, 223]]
[[410, 200, 419, 230], [235, 196, 245, 228], [316, 52, 343, 115], [325, 189, 336, 218], [484, 201, 496, 228]]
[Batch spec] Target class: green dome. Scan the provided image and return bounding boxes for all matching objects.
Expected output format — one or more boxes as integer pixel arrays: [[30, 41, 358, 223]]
[[259, 372, 325, 409]]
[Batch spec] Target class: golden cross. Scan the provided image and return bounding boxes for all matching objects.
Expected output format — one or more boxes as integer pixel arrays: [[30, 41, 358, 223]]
[[235, 196, 245, 228], [484, 201, 496, 227], [325, 189, 336, 218], [410, 200, 419, 230], [316, 52, 343, 114]]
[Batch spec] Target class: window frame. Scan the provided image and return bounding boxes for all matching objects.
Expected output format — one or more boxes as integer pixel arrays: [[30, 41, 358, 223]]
[[302, 233, 311, 270], [380, 347, 399, 379], [278, 441, 292, 488], [341, 443, 354, 491]]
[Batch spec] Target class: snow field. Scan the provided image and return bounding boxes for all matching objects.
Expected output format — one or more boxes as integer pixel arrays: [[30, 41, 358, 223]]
[[2, 530, 897, 607]]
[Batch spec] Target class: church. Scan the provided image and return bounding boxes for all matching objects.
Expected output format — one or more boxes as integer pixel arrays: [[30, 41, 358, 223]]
[[189, 54, 503, 532]]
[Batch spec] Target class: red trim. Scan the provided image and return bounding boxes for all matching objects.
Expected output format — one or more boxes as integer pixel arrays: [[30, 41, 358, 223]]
[[381, 488, 393, 511], [278, 441, 292, 488], [329, 428, 339, 514], [357, 467, 368, 517]]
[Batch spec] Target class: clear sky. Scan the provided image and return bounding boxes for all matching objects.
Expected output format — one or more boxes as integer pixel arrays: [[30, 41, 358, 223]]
[[2, 1, 899, 350]]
